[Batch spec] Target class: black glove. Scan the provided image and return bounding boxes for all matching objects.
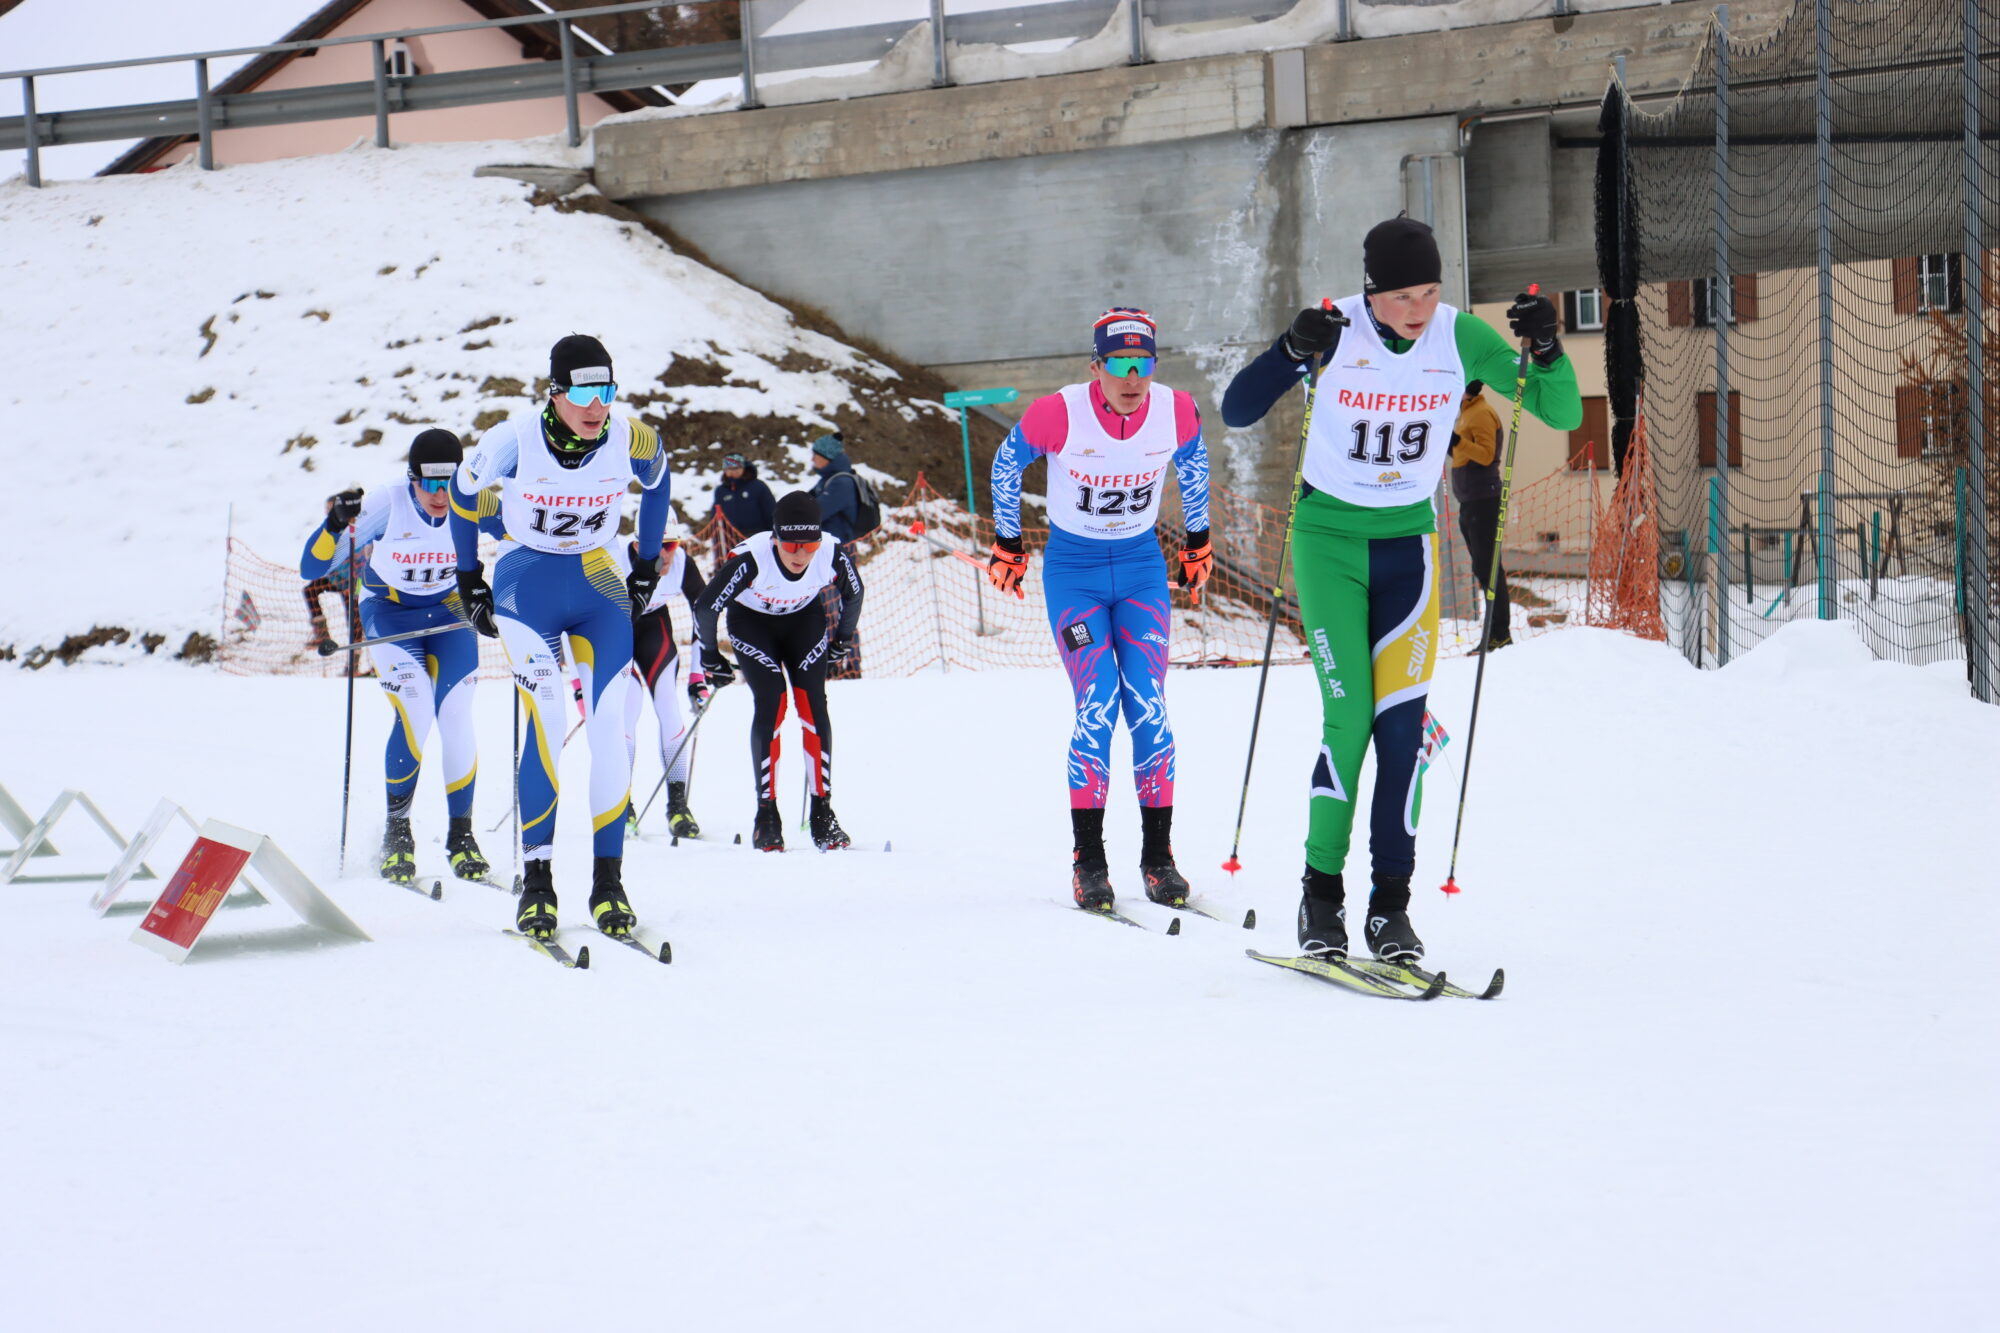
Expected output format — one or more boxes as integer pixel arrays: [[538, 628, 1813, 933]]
[[625, 543, 660, 621], [455, 565, 498, 638], [700, 646, 736, 690], [827, 635, 856, 667], [1280, 305, 1350, 363], [325, 488, 363, 532], [1506, 291, 1563, 366], [1448, 431, 1463, 457]]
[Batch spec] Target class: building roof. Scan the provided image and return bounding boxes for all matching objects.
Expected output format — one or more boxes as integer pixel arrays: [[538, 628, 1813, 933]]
[[99, 0, 658, 176]]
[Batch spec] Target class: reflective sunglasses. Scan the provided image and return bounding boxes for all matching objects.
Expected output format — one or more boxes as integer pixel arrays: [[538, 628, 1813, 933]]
[[1102, 355, 1156, 378], [416, 476, 452, 494], [560, 383, 617, 406], [778, 539, 822, 555]]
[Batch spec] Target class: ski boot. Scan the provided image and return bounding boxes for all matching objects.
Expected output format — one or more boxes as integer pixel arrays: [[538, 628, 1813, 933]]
[[445, 817, 489, 881], [1296, 866, 1348, 959], [516, 858, 558, 939], [1138, 805, 1190, 906], [667, 781, 701, 839], [589, 856, 636, 938], [808, 794, 850, 851], [1070, 807, 1115, 913], [379, 816, 416, 885], [752, 800, 785, 853], [1363, 874, 1425, 963]]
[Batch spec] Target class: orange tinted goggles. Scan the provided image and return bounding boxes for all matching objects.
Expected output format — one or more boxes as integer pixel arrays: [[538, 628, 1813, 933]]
[[779, 539, 821, 554]]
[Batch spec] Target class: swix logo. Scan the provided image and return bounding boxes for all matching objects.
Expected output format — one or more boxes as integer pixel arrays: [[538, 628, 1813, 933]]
[[1377, 471, 1404, 484], [1406, 624, 1431, 679], [1312, 629, 1346, 699]]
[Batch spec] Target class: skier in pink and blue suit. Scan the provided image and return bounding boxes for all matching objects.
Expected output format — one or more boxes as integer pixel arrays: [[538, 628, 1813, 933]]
[[986, 307, 1214, 914]]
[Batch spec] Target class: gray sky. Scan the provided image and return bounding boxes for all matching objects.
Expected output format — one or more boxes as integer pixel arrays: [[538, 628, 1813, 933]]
[[3, 0, 319, 180]]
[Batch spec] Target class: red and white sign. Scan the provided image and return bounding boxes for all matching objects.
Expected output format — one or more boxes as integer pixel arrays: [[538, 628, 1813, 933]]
[[132, 825, 257, 962], [132, 819, 369, 963]]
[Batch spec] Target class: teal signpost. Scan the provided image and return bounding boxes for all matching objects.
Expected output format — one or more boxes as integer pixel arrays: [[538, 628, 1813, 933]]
[[942, 387, 1019, 519]]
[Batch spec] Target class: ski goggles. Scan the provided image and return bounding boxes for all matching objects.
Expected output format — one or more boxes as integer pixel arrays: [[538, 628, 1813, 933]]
[[778, 538, 822, 554], [415, 476, 452, 494], [559, 382, 617, 406], [1101, 355, 1156, 378]]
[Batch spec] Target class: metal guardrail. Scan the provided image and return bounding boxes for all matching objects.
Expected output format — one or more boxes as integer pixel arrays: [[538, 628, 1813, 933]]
[[2, 0, 1297, 186]]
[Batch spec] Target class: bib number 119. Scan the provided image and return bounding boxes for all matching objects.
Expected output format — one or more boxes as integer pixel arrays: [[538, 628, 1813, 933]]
[[1347, 419, 1432, 465]]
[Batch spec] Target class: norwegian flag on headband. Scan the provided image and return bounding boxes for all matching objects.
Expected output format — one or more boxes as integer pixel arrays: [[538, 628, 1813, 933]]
[[1092, 306, 1157, 359]]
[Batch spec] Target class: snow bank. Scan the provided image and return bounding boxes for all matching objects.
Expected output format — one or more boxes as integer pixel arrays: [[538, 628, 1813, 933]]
[[0, 138, 934, 655]]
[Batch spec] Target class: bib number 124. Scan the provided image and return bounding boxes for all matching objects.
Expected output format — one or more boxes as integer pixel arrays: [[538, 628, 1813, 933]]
[[1347, 419, 1432, 466]]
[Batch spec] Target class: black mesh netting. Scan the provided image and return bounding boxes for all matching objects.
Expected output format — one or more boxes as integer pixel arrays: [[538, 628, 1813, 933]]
[[1599, 0, 1999, 695]]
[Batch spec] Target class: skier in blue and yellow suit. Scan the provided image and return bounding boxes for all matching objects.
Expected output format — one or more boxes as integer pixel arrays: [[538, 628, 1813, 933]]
[[302, 428, 504, 886], [450, 334, 673, 940]]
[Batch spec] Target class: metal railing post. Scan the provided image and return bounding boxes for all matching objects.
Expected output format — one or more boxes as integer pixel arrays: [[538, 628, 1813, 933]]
[[195, 58, 214, 171], [1813, 0, 1835, 621], [1713, 6, 1731, 664], [371, 39, 390, 147], [558, 20, 580, 147], [739, 0, 760, 109], [1963, 0, 1995, 699], [21, 75, 39, 188], [1129, 0, 1148, 66], [930, 0, 949, 88]]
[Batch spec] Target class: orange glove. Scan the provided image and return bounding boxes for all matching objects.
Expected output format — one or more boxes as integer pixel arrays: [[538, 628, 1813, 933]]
[[987, 538, 1028, 599], [1177, 532, 1213, 602]]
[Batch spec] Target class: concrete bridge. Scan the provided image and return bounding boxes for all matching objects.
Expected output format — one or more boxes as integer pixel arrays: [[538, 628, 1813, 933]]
[[592, 0, 1787, 503]]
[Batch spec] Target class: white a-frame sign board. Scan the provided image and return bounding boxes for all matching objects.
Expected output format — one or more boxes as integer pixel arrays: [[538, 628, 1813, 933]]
[[132, 819, 370, 964], [0, 788, 152, 886]]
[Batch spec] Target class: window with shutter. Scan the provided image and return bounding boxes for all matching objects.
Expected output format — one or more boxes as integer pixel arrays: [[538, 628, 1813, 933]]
[[1569, 397, 1610, 470], [1695, 391, 1743, 467], [1667, 281, 1693, 327]]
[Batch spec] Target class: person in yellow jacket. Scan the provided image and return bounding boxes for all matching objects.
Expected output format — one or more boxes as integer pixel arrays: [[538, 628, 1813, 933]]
[[1448, 380, 1511, 649]]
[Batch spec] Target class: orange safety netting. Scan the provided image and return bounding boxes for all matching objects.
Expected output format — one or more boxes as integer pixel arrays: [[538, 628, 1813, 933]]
[[218, 453, 1665, 679]]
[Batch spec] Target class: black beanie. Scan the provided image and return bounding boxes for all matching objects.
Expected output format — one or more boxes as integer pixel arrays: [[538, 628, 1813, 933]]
[[1363, 217, 1442, 294], [549, 334, 613, 390], [773, 491, 822, 543], [406, 427, 463, 480]]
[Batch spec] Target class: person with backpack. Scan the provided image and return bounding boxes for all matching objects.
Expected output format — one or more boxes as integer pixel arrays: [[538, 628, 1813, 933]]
[[712, 453, 776, 541], [807, 432, 882, 542]]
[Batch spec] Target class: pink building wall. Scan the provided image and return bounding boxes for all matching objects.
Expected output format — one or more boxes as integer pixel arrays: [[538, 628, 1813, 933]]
[[152, 0, 623, 169]]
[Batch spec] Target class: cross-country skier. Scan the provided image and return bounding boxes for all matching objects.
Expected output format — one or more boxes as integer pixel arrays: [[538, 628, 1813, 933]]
[[623, 519, 710, 838], [986, 307, 1213, 914], [690, 491, 864, 853], [448, 334, 673, 940], [299, 429, 500, 884], [1220, 217, 1581, 962]]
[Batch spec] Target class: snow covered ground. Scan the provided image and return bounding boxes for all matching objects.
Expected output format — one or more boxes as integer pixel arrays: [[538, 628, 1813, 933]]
[[4, 623, 1994, 1330], [0, 138, 939, 653]]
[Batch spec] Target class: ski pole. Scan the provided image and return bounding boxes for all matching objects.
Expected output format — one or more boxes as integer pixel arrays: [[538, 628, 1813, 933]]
[[1222, 300, 1341, 876], [318, 623, 466, 656], [509, 687, 521, 885], [1439, 285, 1539, 897], [634, 684, 726, 826], [337, 535, 360, 875]]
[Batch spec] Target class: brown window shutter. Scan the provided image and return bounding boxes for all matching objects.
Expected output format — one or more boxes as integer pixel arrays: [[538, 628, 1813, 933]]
[[1695, 392, 1743, 467], [1731, 273, 1758, 323], [1568, 397, 1609, 469], [1667, 281, 1693, 327], [1892, 257, 1919, 315], [1895, 385, 1924, 458]]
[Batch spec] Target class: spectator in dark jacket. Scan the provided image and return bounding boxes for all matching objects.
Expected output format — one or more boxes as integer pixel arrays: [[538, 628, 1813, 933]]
[[808, 433, 860, 545], [712, 453, 776, 540]]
